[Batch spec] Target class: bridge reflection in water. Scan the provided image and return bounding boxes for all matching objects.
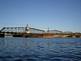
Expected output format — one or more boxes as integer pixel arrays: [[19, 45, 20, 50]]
[[0, 26, 81, 38]]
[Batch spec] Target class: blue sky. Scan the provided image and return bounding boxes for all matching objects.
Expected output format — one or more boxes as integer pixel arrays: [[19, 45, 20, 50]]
[[0, 0, 81, 32]]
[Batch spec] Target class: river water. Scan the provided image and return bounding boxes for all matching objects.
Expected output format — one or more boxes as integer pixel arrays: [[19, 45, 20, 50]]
[[0, 38, 81, 61]]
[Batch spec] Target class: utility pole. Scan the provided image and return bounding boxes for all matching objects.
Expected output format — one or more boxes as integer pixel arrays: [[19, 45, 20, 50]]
[[47, 27, 49, 33], [25, 24, 28, 31]]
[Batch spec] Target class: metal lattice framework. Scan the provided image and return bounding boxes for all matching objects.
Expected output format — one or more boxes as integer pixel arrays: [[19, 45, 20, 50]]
[[0, 27, 26, 32], [0, 27, 45, 33]]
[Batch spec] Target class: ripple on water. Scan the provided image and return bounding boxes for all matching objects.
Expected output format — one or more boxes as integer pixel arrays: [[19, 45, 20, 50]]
[[0, 38, 81, 61]]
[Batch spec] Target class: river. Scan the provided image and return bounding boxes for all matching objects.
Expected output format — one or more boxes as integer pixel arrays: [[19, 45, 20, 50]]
[[0, 38, 81, 61]]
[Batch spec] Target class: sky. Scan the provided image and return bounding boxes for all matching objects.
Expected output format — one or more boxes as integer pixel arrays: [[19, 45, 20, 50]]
[[0, 0, 81, 32]]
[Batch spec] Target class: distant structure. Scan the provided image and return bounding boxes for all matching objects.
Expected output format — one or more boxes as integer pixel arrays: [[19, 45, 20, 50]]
[[46, 27, 63, 33], [63, 31, 73, 34], [0, 24, 45, 33], [0, 24, 81, 38], [25, 24, 30, 33], [47, 27, 50, 32], [48, 30, 63, 33]]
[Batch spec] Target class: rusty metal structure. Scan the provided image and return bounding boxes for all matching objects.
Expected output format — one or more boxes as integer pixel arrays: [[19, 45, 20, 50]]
[[0, 25, 81, 38]]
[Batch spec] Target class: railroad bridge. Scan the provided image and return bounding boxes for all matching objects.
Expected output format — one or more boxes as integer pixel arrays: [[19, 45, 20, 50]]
[[0, 26, 45, 37], [0, 26, 81, 38]]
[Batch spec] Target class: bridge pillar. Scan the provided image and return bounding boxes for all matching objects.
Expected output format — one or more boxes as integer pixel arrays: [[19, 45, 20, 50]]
[[4, 32, 13, 37], [72, 36, 76, 38]]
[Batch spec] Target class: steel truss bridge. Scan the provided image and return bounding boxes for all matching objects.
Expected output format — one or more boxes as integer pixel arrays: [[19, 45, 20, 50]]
[[0, 27, 81, 38]]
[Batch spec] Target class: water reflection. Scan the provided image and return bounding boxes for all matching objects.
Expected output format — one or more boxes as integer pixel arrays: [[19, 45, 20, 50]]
[[0, 38, 81, 61], [0, 38, 5, 51]]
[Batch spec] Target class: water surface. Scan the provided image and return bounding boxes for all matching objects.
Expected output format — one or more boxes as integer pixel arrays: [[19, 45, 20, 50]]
[[0, 38, 81, 61]]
